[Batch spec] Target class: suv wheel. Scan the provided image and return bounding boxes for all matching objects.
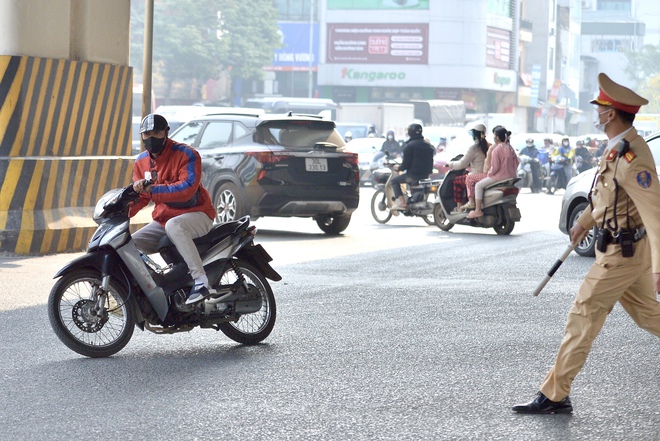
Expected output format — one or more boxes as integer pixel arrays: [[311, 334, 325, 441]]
[[315, 214, 351, 235], [214, 183, 242, 223], [570, 201, 596, 257]]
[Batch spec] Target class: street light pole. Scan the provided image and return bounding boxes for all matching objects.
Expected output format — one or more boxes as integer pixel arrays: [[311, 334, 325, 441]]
[[142, 0, 154, 116], [307, 0, 314, 98]]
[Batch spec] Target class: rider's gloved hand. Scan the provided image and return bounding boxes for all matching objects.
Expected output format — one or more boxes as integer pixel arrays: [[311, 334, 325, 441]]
[[133, 179, 153, 194]]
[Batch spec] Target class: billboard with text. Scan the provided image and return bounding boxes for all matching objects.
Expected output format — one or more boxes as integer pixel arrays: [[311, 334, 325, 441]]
[[328, 0, 429, 9], [327, 23, 428, 64]]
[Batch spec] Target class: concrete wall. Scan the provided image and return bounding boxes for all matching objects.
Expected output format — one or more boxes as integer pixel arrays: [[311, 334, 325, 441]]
[[0, 0, 130, 64], [0, 1, 143, 255]]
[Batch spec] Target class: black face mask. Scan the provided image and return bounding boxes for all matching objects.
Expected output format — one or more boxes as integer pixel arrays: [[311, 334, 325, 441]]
[[143, 136, 166, 155]]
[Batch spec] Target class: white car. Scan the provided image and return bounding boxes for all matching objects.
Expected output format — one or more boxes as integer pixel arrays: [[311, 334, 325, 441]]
[[558, 131, 660, 256]]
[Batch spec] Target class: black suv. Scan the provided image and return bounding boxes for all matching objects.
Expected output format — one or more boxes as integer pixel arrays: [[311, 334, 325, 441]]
[[169, 113, 360, 234]]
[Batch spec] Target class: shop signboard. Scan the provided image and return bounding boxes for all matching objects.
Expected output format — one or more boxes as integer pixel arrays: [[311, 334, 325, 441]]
[[327, 23, 428, 64], [266, 22, 319, 72]]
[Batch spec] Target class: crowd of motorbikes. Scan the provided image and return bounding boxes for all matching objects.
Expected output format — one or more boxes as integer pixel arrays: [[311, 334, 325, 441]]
[[516, 146, 597, 195], [369, 136, 598, 235], [370, 154, 522, 235]]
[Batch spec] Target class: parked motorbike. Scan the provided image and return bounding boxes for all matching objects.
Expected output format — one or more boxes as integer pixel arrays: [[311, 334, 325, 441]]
[[370, 158, 441, 225], [433, 168, 522, 235], [48, 182, 281, 358], [516, 155, 546, 192]]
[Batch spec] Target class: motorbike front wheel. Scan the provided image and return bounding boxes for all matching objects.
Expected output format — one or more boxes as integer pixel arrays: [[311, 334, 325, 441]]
[[48, 269, 135, 358], [217, 260, 276, 345], [370, 189, 392, 224], [433, 203, 454, 231], [547, 174, 558, 194]]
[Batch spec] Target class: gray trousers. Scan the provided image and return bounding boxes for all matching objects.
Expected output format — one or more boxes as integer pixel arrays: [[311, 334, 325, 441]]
[[133, 212, 213, 279]]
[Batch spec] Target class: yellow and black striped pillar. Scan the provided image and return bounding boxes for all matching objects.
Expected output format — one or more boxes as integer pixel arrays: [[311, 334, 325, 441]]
[[0, 55, 147, 255]]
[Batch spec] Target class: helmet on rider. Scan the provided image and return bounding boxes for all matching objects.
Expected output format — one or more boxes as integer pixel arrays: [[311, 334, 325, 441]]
[[140, 113, 169, 134], [407, 123, 423, 138], [525, 138, 534, 147], [140, 114, 170, 155], [469, 123, 486, 140]]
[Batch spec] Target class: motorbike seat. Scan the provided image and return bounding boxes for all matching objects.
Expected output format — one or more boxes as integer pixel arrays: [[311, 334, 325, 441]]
[[156, 215, 251, 253], [485, 178, 520, 190]]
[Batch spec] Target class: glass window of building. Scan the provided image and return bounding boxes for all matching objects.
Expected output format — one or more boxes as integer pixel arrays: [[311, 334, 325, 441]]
[[273, 0, 317, 21]]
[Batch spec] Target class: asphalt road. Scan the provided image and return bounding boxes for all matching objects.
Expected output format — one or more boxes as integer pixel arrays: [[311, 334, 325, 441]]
[[1, 188, 659, 440]]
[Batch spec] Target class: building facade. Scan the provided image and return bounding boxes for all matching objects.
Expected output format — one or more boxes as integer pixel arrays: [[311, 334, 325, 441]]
[[316, 0, 520, 118]]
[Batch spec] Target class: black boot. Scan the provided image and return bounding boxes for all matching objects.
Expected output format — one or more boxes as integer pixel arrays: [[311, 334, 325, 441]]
[[512, 392, 573, 414]]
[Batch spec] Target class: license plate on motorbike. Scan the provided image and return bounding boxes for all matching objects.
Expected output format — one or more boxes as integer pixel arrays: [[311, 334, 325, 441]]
[[305, 158, 328, 172]]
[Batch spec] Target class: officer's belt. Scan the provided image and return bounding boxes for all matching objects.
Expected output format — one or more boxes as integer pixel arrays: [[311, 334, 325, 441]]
[[599, 227, 646, 244]]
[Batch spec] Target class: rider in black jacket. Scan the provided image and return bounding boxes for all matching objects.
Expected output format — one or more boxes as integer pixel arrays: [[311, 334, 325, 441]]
[[391, 123, 435, 210]]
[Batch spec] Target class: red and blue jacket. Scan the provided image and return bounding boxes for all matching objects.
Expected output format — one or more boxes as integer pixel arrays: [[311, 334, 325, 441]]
[[129, 139, 215, 225]]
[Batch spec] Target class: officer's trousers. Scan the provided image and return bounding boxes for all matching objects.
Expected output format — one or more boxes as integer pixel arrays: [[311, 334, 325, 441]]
[[540, 235, 660, 401]]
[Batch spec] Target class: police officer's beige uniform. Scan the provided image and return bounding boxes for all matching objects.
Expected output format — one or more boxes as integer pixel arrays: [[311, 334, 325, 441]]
[[539, 74, 660, 403]]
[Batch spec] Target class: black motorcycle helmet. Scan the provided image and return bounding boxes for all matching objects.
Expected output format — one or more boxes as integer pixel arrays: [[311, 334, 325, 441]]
[[140, 114, 170, 155], [407, 123, 423, 138], [140, 113, 169, 134]]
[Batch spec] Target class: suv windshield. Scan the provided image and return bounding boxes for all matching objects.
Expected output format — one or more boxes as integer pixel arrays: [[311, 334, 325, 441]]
[[256, 121, 345, 149]]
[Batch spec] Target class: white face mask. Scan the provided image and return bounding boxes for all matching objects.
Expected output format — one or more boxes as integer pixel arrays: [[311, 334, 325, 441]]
[[593, 109, 611, 132]]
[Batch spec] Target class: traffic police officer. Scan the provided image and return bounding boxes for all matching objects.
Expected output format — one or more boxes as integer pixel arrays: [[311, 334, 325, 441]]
[[513, 73, 660, 414]]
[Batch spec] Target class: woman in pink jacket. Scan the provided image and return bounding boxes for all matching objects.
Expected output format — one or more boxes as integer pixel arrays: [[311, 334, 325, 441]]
[[466, 126, 519, 219]]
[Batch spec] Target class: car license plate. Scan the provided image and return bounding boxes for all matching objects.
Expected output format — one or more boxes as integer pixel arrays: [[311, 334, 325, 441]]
[[305, 157, 328, 172]]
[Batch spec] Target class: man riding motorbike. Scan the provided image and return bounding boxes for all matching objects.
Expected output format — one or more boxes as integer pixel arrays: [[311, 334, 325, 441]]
[[550, 137, 575, 189], [391, 123, 435, 211], [574, 140, 595, 173], [519, 138, 543, 193]]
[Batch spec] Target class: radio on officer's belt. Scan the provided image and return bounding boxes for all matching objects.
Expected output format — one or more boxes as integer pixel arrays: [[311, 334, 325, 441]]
[[597, 229, 611, 253], [619, 230, 634, 258]]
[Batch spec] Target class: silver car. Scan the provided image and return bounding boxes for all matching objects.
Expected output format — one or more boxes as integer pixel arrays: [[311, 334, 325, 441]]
[[559, 131, 660, 256]]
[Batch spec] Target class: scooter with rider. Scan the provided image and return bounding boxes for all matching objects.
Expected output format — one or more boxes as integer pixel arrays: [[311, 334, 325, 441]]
[[517, 138, 545, 193], [370, 123, 440, 225], [433, 126, 522, 235]]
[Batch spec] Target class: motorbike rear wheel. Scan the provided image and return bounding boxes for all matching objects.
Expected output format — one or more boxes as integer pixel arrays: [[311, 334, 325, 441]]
[[433, 203, 454, 231], [421, 193, 435, 225], [370, 189, 392, 224], [217, 260, 276, 345], [48, 269, 135, 358], [493, 212, 515, 235]]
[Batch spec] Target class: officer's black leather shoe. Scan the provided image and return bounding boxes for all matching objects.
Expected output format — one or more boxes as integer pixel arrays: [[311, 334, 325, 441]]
[[512, 392, 573, 414]]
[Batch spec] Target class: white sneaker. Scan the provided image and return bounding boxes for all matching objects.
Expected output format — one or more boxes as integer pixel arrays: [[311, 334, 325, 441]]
[[185, 284, 217, 304]]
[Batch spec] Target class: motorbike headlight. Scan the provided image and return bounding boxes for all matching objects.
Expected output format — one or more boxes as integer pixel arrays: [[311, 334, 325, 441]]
[[93, 188, 123, 222]]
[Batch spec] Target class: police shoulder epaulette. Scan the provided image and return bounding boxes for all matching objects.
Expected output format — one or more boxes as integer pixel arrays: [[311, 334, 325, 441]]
[[623, 151, 635, 163]]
